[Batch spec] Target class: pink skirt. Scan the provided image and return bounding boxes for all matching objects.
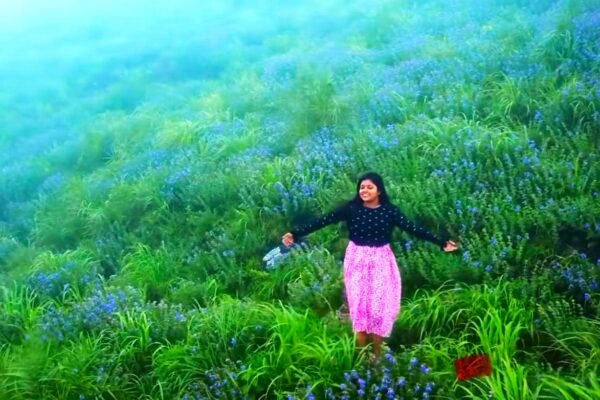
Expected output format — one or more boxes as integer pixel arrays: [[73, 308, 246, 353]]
[[343, 241, 402, 337]]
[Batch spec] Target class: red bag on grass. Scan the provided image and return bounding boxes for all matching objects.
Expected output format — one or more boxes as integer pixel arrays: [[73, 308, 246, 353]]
[[454, 354, 492, 381]]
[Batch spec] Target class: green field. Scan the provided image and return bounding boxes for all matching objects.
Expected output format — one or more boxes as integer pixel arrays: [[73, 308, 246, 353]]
[[1, 0, 599, 398]]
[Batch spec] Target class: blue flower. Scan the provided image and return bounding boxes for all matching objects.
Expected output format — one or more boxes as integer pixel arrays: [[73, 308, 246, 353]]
[[175, 311, 186, 322], [384, 352, 397, 364]]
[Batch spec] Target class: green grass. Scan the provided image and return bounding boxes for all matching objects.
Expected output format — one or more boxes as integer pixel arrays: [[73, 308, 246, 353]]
[[0, 0, 599, 398]]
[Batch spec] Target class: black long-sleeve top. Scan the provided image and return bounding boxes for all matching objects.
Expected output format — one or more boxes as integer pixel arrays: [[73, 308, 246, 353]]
[[290, 202, 446, 249]]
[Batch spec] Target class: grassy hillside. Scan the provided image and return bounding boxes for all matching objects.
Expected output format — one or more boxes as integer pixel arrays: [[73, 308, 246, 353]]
[[1, 0, 599, 398]]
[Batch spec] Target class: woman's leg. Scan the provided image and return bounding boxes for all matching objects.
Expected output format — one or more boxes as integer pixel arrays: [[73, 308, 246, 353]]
[[356, 331, 368, 349], [371, 334, 384, 359]]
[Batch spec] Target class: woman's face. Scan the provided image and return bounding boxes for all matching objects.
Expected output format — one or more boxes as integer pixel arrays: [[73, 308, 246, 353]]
[[359, 179, 380, 203]]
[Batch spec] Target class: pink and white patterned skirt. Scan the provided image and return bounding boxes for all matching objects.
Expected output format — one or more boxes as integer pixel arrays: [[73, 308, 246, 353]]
[[343, 241, 402, 337]]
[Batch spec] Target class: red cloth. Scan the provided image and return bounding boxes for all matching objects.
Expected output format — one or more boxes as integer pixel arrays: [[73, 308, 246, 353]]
[[455, 354, 492, 381]]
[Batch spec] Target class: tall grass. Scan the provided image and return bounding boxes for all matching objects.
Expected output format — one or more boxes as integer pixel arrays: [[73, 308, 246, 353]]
[[1, 0, 599, 398]]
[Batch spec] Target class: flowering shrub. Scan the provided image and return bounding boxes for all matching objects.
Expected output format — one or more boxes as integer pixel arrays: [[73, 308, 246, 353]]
[[1, 1, 599, 399], [26, 259, 101, 302], [286, 248, 345, 314], [289, 350, 441, 400], [181, 359, 248, 400], [37, 285, 144, 342]]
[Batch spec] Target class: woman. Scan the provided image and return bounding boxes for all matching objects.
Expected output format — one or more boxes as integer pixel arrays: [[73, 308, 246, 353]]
[[282, 172, 459, 361]]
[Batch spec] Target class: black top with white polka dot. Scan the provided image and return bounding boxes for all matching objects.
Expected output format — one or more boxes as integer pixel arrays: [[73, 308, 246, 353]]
[[291, 203, 446, 248]]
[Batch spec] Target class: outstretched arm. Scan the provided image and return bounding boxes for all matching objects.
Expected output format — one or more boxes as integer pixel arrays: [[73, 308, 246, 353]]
[[393, 207, 452, 250], [283, 205, 349, 245]]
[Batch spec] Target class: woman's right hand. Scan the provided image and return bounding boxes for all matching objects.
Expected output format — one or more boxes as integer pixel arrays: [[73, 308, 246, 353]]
[[282, 232, 294, 247], [443, 240, 459, 252]]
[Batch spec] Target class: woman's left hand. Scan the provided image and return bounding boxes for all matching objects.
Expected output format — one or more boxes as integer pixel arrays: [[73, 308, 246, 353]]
[[443, 240, 459, 252]]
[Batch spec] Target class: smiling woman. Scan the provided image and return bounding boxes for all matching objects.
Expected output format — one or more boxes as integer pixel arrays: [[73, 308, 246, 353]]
[[282, 172, 460, 362]]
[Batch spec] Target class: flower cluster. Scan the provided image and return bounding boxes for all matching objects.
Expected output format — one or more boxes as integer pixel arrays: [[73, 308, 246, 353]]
[[553, 259, 599, 303], [161, 166, 192, 202], [38, 285, 144, 342], [368, 83, 405, 125], [572, 10, 600, 65], [181, 359, 247, 400], [271, 127, 355, 214], [204, 120, 247, 145], [290, 350, 439, 399], [369, 124, 401, 150], [121, 148, 173, 181], [145, 300, 191, 343], [26, 261, 100, 301]]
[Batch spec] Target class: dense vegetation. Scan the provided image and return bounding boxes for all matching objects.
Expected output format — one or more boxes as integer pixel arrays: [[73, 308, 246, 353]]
[[1, 0, 599, 398]]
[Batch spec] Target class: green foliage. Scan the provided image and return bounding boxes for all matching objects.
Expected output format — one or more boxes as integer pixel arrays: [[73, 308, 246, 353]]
[[539, 371, 600, 400], [119, 244, 181, 302], [278, 248, 345, 314], [2, 0, 600, 398], [239, 302, 354, 396], [0, 285, 39, 346], [24, 249, 100, 302]]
